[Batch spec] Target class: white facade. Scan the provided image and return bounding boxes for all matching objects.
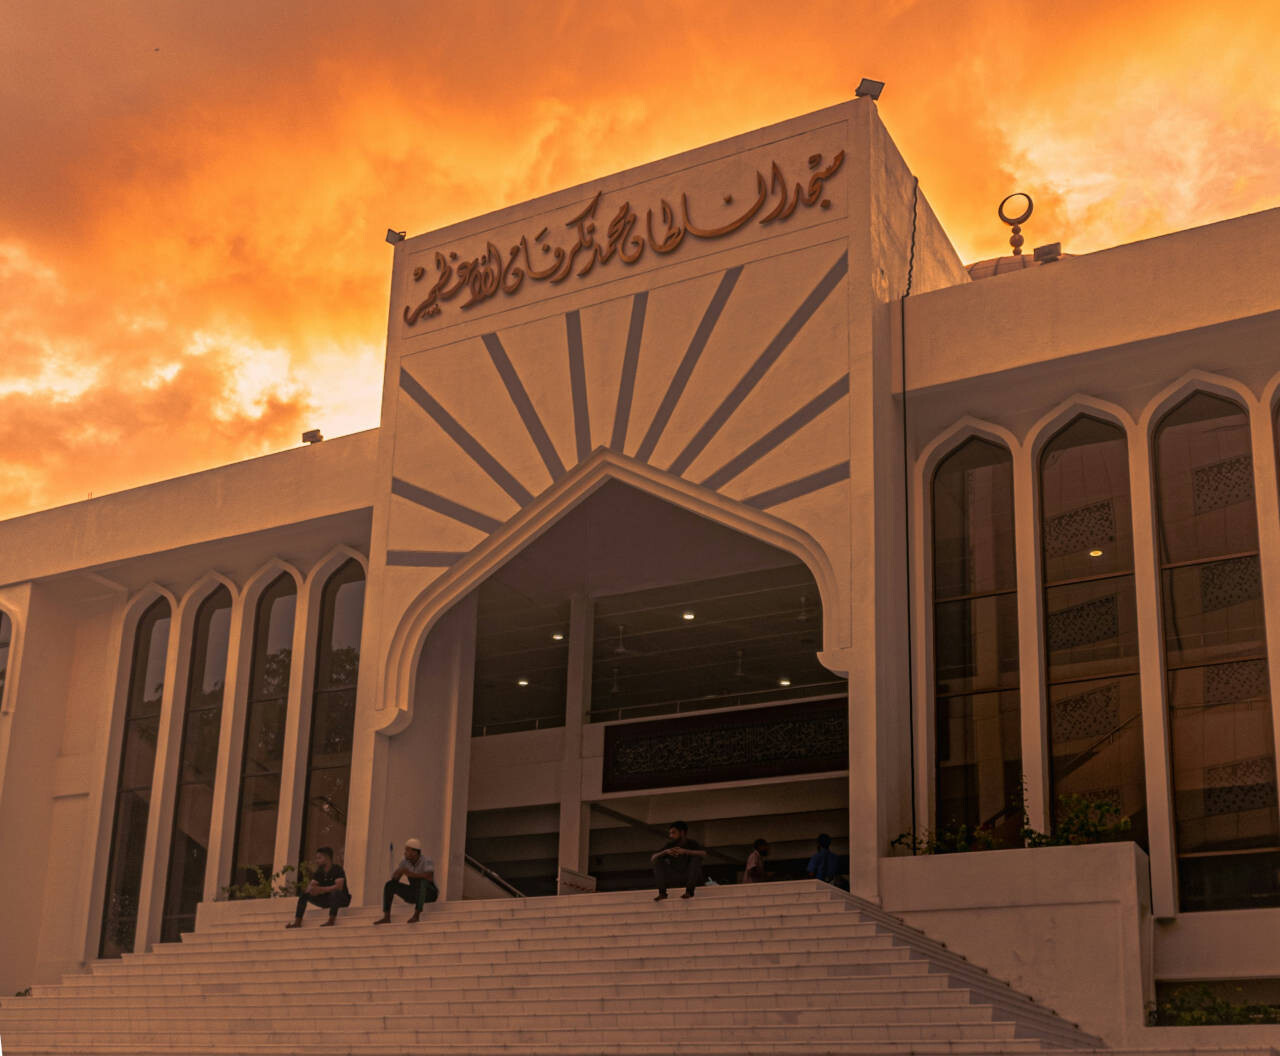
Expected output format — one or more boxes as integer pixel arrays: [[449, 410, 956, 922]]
[[2, 99, 1280, 1046]]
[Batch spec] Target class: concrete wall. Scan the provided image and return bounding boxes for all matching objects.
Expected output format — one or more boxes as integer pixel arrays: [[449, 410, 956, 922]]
[[881, 843, 1154, 1046]]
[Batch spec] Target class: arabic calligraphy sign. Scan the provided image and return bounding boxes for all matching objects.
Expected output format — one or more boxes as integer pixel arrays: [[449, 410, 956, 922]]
[[402, 150, 845, 327]]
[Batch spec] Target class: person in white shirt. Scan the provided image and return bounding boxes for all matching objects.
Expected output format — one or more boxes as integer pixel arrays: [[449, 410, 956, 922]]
[[373, 838, 437, 925]]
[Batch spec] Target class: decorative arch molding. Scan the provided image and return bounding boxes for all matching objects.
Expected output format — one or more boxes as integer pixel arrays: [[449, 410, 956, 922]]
[[1025, 395, 1136, 464], [240, 559, 303, 613], [378, 448, 844, 735], [303, 545, 369, 593], [0, 591, 29, 716], [917, 415, 1021, 484], [1138, 369, 1260, 435], [1262, 370, 1280, 420]]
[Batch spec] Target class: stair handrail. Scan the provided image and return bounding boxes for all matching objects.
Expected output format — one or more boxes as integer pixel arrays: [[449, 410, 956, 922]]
[[588, 802, 743, 866], [463, 853, 525, 898]]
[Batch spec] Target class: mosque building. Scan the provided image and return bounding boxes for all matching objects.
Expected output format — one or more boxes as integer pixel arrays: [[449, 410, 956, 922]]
[[2, 96, 1280, 1045]]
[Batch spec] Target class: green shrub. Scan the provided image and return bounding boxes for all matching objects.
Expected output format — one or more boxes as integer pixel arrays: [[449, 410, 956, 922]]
[[220, 862, 313, 900], [1155, 984, 1280, 1026]]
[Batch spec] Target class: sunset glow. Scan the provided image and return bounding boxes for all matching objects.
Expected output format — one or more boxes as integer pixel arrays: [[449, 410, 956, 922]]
[[3, 1, 1277, 519]]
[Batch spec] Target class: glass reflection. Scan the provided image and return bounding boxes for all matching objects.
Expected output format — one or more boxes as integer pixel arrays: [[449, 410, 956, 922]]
[[299, 560, 364, 862], [231, 574, 296, 887], [1039, 416, 1147, 845], [932, 438, 1021, 844], [1155, 393, 1278, 910], [160, 587, 231, 942], [0, 610, 10, 707], [100, 598, 170, 958]]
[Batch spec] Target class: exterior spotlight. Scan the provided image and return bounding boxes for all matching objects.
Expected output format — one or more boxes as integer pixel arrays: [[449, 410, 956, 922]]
[[1089, 549, 1104, 558], [855, 78, 884, 100], [682, 611, 696, 621], [385, 229, 406, 245], [301, 429, 324, 444], [1033, 242, 1062, 263], [552, 632, 565, 641], [517, 679, 530, 687], [778, 678, 792, 687]]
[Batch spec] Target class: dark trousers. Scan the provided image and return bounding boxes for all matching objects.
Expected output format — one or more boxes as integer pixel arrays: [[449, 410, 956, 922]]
[[383, 877, 439, 913], [295, 890, 348, 919], [654, 854, 704, 894]]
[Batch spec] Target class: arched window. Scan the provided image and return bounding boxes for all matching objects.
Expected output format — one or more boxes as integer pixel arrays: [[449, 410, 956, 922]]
[[1040, 417, 1146, 845], [230, 573, 297, 886], [0, 610, 11, 708], [932, 438, 1021, 846], [99, 597, 170, 958], [161, 586, 232, 941], [1155, 392, 1279, 911], [298, 560, 365, 862]]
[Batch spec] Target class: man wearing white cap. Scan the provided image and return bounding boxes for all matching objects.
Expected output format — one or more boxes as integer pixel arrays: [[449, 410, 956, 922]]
[[373, 837, 437, 924]]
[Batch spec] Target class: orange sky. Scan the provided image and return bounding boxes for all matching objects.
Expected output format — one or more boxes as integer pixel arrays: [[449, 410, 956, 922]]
[[2, 1, 1278, 520]]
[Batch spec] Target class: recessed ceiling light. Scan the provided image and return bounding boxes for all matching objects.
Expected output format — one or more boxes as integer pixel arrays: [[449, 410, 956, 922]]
[[1088, 549, 1103, 558], [517, 679, 529, 687], [551, 633, 564, 641], [778, 677, 791, 687], [682, 611, 696, 621]]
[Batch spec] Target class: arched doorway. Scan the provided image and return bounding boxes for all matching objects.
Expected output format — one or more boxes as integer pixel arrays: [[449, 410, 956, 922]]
[[446, 479, 849, 894]]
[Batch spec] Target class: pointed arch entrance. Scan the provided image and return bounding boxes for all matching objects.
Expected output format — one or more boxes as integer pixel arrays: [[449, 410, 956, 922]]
[[373, 454, 848, 899]]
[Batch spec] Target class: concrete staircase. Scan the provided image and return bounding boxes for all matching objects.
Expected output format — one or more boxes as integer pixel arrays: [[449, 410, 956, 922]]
[[0, 880, 1259, 1055]]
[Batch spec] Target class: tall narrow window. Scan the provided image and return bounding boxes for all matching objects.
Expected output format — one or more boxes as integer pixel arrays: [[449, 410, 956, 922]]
[[299, 560, 365, 861], [1040, 417, 1147, 845], [0, 610, 11, 708], [160, 586, 232, 941], [100, 598, 170, 958], [230, 574, 297, 887], [932, 438, 1022, 845], [1155, 392, 1279, 911]]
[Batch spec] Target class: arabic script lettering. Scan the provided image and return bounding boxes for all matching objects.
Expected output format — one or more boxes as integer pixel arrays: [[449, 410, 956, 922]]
[[403, 150, 845, 326]]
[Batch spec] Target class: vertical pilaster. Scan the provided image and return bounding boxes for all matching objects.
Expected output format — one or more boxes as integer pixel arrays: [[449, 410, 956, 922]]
[[1128, 429, 1178, 919], [558, 594, 593, 877], [274, 576, 320, 877], [1013, 445, 1049, 834]]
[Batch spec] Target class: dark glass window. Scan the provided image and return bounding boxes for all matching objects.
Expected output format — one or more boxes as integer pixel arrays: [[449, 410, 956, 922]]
[[99, 598, 170, 958], [230, 574, 296, 887], [160, 587, 232, 941], [932, 438, 1022, 845], [0, 610, 10, 706], [298, 560, 364, 862], [1040, 416, 1146, 846], [1155, 393, 1278, 910]]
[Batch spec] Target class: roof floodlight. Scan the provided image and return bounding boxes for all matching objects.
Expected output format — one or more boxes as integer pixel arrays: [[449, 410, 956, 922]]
[[855, 78, 884, 100], [385, 229, 406, 245], [301, 429, 324, 444]]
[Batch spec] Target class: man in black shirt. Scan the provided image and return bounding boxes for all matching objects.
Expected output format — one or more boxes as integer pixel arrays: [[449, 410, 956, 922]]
[[651, 820, 707, 901], [286, 847, 351, 928]]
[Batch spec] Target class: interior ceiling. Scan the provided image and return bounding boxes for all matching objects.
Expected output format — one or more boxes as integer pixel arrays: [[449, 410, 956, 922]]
[[488, 480, 800, 604]]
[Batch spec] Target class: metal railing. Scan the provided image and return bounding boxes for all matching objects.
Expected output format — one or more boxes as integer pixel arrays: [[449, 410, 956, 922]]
[[463, 854, 525, 898]]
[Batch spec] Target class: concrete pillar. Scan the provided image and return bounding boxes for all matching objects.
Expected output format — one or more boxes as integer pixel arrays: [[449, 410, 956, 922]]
[[1013, 443, 1049, 836], [558, 594, 593, 877], [1128, 426, 1178, 919], [203, 591, 250, 902]]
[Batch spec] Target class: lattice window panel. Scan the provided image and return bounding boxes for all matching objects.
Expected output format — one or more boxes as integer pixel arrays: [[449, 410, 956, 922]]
[[1193, 454, 1254, 514], [1205, 658, 1271, 706], [1047, 594, 1120, 652], [1204, 755, 1277, 816], [1051, 681, 1121, 742], [1043, 500, 1116, 560], [1200, 555, 1262, 612]]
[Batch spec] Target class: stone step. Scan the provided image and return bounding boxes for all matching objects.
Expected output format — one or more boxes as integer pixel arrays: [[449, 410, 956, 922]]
[[134, 922, 894, 962], [9, 974, 964, 1008], [185, 904, 864, 944]]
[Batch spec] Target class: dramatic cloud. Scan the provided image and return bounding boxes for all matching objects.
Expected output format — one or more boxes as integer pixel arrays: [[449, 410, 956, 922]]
[[1, 0, 1276, 518]]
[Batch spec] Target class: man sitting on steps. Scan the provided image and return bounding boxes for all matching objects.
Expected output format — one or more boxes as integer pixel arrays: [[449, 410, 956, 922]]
[[651, 820, 707, 901], [373, 837, 438, 924], [286, 846, 350, 928]]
